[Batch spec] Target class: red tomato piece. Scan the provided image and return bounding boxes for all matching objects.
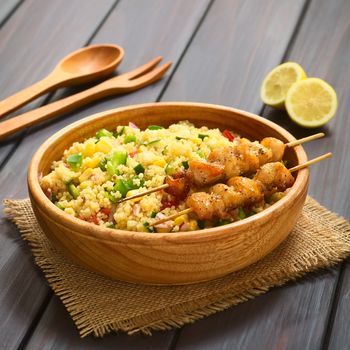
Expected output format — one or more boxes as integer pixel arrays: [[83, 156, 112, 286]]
[[88, 215, 98, 225], [100, 208, 110, 216], [161, 198, 179, 210], [129, 150, 138, 158], [222, 129, 235, 141]]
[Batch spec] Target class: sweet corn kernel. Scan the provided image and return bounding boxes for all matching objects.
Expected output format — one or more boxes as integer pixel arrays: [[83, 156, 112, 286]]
[[189, 219, 199, 231], [240, 138, 250, 144], [80, 180, 93, 189], [84, 156, 100, 169], [64, 207, 75, 216], [153, 159, 166, 167], [126, 190, 144, 203], [79, 168, 94, 183], [95, 139, 112, 153], [191, 138, 201, 145], [174, 214, 188, 226], [83, 142, 96, 157]]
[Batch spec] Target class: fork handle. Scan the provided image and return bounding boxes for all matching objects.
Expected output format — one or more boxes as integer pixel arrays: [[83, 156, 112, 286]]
[[0, 83, 124, 140]]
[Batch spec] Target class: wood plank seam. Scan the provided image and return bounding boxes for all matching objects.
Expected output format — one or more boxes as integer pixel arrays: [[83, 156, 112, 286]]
[[12, 0, 215, 347], [0, 0, 24, 29], [166, 1, 312, 348], [156, 0, 215, 103], [2, 1, 123, 348], [16, 291, 53, 350], [257, 0, 348, 348], [258, 0, 312, 117], [0, 0, 121, 170], [320, 264, 346, 350]]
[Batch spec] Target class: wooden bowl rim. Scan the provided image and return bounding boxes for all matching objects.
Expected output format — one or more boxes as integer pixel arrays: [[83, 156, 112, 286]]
[[28, 102, 309, 244]]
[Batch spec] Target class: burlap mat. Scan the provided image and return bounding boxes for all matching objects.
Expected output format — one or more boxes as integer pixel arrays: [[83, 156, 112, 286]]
[[3, 197, 350, 338]]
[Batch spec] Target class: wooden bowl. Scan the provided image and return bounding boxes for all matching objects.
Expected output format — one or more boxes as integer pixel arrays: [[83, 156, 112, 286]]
[[28, 102, 309, 285]]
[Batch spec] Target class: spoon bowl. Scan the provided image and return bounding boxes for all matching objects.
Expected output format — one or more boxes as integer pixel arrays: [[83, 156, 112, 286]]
[[57, 44, 124, 82]]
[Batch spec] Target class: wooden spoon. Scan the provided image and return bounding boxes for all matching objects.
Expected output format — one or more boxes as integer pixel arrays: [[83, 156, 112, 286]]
[[0, 57, 172, 140], [0, 44, 124, 117]]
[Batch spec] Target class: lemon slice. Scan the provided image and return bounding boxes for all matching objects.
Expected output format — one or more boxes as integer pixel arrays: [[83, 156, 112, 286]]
[[260, 62, 307, 109], [285, 78, 337, 128]]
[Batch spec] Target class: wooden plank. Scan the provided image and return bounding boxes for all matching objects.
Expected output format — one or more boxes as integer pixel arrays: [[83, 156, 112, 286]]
[[161, 0, 304, 111], [328, 263, 350, 349], [0, 1, 118, 349], [0, 0, 115, 165], [174, 0, 350, 349], [0, 0, 22, 25], [286, 0, 350, 348], [26, 296, 174, 350], [2, 0, 211, 347], [175, 271, 337, 350]]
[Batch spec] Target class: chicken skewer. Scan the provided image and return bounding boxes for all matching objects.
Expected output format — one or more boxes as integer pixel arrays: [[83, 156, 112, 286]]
[[151, 153, 331, 226], [119, 133, 324, 203]]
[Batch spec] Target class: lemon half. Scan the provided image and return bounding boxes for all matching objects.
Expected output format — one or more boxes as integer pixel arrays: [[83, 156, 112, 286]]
[[260, 62, 307, 109], [285, 78, 337, 128]]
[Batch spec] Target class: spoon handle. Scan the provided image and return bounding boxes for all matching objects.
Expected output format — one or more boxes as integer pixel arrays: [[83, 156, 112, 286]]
[[0, 74, 61, 117], [0, 83, 120, 140]]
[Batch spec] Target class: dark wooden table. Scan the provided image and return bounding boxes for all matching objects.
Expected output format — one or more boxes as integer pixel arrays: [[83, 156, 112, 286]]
[[0, 0, 349, 349]]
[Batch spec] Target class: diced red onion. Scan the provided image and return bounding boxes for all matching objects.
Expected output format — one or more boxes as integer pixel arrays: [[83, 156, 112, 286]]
[[154, 212, 173, 229], [133, 203, 141, 216], [179, 222, 190, 231], [128, 122, 139, 129]]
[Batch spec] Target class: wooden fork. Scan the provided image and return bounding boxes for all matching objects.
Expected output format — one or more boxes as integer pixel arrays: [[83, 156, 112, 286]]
[[0, 57, 171, 140]]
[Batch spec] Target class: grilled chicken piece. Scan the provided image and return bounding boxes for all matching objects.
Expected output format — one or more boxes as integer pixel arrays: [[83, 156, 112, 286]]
[[208, 143, 271, 178], [186, 163, 294, 221], [164, 174, 190, 199], [187, 178, 264, 221], [188, 160, 225, 186], [209, 184, 241, 207], [186, 192, 227, 220], [225, 177, 264, 205], [254, 162, 294, 194], [261, 137, 286, 162]]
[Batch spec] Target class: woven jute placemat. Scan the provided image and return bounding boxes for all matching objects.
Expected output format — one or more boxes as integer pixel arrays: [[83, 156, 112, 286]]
[[3, 197, 350, 338]]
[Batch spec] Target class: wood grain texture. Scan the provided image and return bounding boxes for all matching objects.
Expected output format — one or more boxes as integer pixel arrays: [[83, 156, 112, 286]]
[[25, 296, 175, 350], [0, 0, 115, 164], [161, 0, 305, 111], [1, 0, 348, 347], [156, 2, 348, 349], [0, 1, 117, 349], [291, 0, 350, 347], [262, 0, 350, 218], [175, 270, 338, 350], [0, 0, 21, 25], [328, 263, 350, 349], [2, 0, 210, 347], [180, 0, 350, 348], [28, 103, 308, 284], [0, 56, 172, 140]]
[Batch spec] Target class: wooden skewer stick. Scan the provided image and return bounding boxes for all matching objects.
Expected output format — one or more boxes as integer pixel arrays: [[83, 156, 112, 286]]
[[150, 208, 193, 226], [289, 152, 332, 172], [150, 209, 193, 227], [151, 152, 332, 226], [122, 134, 326, 205], [118, 183, 169, 203], [286, 133, 324, 148]]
